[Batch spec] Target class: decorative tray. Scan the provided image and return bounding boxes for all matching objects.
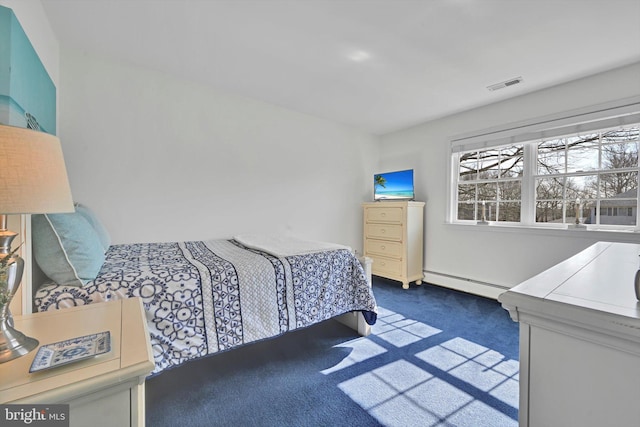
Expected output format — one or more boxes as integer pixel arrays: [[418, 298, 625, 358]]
[[30, 331, 111, 373]]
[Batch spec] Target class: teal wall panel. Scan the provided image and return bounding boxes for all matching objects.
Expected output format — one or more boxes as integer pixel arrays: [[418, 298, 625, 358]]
[[0, 5, 56, 135], [0, 9, 10, 96]]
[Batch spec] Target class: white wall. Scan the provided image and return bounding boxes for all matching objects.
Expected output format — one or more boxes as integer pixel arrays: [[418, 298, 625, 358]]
[[379, 62, 640, 295], [1, 1, 378, 251], [58, 48, 378, 248]]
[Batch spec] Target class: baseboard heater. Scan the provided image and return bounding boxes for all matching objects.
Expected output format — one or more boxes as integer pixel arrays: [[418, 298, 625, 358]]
[[423, 270, 511, 300]]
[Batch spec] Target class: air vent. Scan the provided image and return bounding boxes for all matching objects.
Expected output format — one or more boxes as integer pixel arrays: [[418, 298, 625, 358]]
[[487, 76, 523, 91]]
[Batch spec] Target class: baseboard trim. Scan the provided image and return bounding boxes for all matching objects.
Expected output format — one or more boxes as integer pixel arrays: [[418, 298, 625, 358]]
[[423, 271, 510, 300]]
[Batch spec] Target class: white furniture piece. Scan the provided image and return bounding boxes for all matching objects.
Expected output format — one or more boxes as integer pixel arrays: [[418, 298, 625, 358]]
[[499, 242, 640, 427], [337, 256, 373, 336], [362, 201, 425, 289], [0, 298, 154, 427]]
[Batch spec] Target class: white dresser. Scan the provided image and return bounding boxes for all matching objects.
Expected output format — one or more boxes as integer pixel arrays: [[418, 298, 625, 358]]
[[362, 201, 425, 289], [499, 242, 640, 427]]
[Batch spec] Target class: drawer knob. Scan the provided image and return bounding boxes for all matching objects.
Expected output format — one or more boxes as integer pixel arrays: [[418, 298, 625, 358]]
[[381, 213, 386, 217], [381, 245, 386, 250], [381, 229, 386, 233]]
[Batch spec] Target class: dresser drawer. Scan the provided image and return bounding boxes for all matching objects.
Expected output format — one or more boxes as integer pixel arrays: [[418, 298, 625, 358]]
[[369, 255, 402, 277], [365, 240, 403, 259], [365, 206, 404, 223], [365, 224, 403, 241]]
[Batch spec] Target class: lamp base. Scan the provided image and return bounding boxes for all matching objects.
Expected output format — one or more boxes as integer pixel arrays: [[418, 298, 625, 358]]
[[0, 321, 39, 363], [0, 220, 38, 363]]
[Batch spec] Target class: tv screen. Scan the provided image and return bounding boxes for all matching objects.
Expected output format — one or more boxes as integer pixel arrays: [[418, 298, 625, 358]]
[[374, 169, 414, 201]]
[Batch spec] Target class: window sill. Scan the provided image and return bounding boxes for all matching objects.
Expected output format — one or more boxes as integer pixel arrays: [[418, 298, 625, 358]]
[[445, 221, 640, 242]]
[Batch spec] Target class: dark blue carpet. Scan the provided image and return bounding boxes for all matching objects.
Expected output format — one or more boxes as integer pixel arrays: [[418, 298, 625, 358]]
[[146, 278, 519, 426]]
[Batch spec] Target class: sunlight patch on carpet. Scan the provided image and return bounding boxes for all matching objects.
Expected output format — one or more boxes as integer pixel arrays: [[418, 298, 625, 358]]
[[417, 337, 519, 406], [373, 306, 443, 347], [328, 306, 518, 427], [320, 337, 387, 375]]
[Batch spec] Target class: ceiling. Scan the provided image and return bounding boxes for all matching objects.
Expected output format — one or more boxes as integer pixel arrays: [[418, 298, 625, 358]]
[[41, 0, 640, 135]]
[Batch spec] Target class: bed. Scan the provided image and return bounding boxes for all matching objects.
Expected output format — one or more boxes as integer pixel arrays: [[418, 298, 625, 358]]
[[29, 207, 377, 375]]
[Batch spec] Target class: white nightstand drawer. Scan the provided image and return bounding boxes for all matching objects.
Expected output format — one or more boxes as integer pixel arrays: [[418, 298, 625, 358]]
[[365, 224, 403, 241], [365, 240, 403, 259], [365, 206, 404, 223], [369, 256, 402, 277]]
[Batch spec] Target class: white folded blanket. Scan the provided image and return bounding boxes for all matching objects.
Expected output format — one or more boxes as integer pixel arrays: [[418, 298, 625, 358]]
[[234, 234, 351, 258]]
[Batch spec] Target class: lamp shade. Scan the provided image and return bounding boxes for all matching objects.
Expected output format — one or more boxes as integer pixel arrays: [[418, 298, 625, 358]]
[[0, 124, 74, 214]]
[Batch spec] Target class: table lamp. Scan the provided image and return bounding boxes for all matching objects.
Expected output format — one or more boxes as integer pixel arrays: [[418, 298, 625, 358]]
[[0, 124, 74, 363]]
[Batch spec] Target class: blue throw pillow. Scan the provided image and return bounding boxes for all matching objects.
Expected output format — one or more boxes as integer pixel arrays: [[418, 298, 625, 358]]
[[32, 212, 106, 287], [74, 203, 111, 252]]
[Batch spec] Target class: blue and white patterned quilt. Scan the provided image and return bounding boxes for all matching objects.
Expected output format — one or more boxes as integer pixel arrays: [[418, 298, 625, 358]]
[[34, 239, 377, 374]]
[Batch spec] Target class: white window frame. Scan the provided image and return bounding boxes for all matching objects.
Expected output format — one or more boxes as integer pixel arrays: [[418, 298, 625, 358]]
[[447, 96, 640, 232], [455, 145, 525, 224]]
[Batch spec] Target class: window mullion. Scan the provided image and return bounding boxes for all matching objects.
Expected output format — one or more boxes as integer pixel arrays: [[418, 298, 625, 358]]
[[448, 153, 459, 223], [521, 143, 537, 225]]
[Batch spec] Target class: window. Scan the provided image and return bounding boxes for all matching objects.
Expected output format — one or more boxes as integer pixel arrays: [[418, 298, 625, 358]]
[[534, 127, 638, 226], [450, 99, 640, 230], [457, 145, 523, 222]]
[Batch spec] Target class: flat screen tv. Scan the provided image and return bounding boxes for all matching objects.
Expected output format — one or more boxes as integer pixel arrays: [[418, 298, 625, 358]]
[[374, 169, 414, 201]]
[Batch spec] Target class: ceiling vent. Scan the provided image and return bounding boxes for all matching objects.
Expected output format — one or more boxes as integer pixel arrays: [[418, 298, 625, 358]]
[[487, 76, 523, 91]]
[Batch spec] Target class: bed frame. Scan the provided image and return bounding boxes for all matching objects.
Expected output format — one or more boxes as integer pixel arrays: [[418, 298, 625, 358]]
[[336, 256, 373, 336]]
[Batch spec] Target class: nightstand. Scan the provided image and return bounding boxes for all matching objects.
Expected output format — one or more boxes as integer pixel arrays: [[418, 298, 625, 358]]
[[0, 298, 154, 427]]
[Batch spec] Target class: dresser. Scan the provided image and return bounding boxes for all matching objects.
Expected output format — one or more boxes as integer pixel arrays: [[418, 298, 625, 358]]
[[0, 298, 154, 427], [499, 242, 640, 427], [362, 201, 425, 289]]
